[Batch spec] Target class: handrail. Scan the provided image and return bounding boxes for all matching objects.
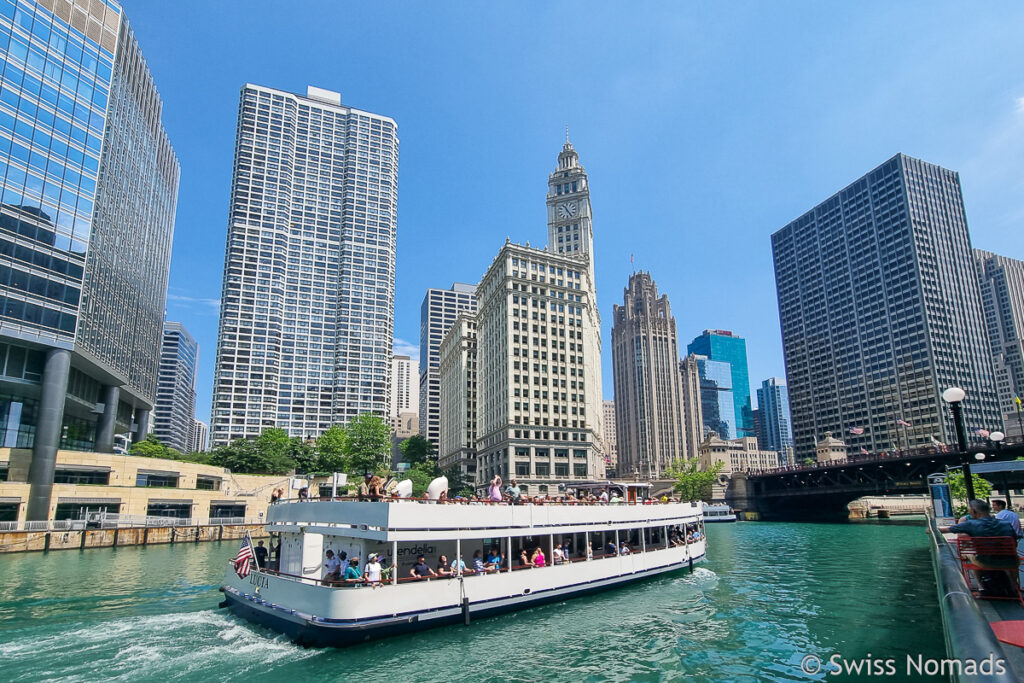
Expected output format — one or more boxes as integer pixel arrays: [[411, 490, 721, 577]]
[[925, 513, 1017, 682], [251, 541, 694, 590], [271, 496, 691, 506]]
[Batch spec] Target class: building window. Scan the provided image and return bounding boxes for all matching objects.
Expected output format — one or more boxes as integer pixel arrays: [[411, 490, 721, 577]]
[[0, 462, 7, 481], [573, 464, 588, 477], [515, 461, 530, 476], [555, 462, 569, 477], [196, 476, 222, 491], [535, 462, 550, 477], [0, 502, 17, 521], [136, 472, 179, 488], [53, 467, 110, 485], [147, 502, 192, 519], [53, 501, 120, 521], [210, 503, 246, 520]]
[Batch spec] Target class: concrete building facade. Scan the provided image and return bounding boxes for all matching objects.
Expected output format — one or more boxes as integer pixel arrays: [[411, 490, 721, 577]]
[[192, 419, 208, 453], [0, 0, 179, 520], [698, 432, 781, 502], [418, 283, 476, 447], [211, 85, 398, 445], [437, 312, 477, 478], [772, 154, 1001, 460], [602, 399, 617, 474], [756, 377, 792, 453], [976, 250, 1024, 435], [611, 271, 687, 479], [153, 322, 197, 453], [679, 355, 704, 461], [390, 354, 418, 421]]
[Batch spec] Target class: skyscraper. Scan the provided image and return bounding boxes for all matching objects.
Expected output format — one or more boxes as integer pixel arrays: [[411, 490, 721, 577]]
[[153, 321, 197, 453], [756, 377, 792, 453], [437, 312, 477, 478], [694, 356, 736, 439], [0, 0, 179, 520], [772, 154, 1001, 460], [390, 354, 418, 422], [687, 330, 753, 438], [474, 141, 604, 491], [211, 85, 398, 445], [418, 282, 476, 447], [975, 250, 1024, 432], [679, 354, 704, 460], [192, 419, 208, 453], [611, 271, 687, 478], [602, 399, 617, 474]]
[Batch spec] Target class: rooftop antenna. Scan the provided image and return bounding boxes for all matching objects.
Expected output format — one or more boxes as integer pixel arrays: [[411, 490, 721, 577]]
[[565, 124, 570, 143]]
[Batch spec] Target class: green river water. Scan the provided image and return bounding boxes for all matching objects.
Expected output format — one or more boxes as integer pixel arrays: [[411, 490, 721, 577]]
[[0, 520, 946, 682]]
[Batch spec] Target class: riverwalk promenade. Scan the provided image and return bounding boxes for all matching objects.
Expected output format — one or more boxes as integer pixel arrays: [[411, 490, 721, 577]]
[[0, 519, 266, 554]]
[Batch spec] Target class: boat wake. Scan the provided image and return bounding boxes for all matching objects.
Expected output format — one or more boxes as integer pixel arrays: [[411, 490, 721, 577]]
[[0, 609, 320, 682]]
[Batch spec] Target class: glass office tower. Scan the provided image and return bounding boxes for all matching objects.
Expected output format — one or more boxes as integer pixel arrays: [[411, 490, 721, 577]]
[[687, 330, 753, 437], [211, 85, 398, 445], [772, 154, 1000, 460], [0, 0, 179, 520], [756, 377, 792, 452], [695, 356, 735, 439], [153, 321, 198, 453]]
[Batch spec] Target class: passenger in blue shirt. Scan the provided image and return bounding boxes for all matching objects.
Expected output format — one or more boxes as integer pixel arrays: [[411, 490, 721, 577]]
[[940, 499, 1016, 537]]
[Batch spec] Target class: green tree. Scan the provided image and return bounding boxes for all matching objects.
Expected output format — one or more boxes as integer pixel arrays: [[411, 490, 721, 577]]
[[443, 465, 474, 497], [288, 437, 317, 474], [344, 413, 393, 475], [130, 433, 170, 459], [947, 471, 993, 517], [399, 434, 436, 466], [315, 424, 349, 473], [252, 428, 295, 473], [665, 458, 723, 502], [209, 436, 294, 475], [406, 462, 438, 497]]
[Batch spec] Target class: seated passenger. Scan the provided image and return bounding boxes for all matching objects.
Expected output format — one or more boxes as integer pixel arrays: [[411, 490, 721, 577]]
[[531, 547, 546, 567], [437, 554, 453, 577], [485, 549, 503, 572], [472, 550, 486, 573], [344, 557, 363, 584], [599, 491, 610, 504], [450, 555, 467, 575], [410, 554, 436, 579], [367, 475, 384, 500], [619, 541, 631, 555], [604, 540, 617, 557], [520, 549, 532, 568], [323, 549, 342, 584]]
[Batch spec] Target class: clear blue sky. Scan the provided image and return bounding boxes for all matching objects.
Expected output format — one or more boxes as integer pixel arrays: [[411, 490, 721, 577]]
[[120, 1, 1024, 427]]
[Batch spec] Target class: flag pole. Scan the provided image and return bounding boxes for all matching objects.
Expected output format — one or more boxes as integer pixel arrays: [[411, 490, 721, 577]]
[[247, 529, 260, 572]]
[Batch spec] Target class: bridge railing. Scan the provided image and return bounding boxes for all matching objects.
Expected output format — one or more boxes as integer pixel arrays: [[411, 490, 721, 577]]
[[750, 445, 951, 478]]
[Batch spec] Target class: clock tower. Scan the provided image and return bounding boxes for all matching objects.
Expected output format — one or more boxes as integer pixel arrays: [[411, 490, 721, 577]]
[[547, 139, 594, 275]]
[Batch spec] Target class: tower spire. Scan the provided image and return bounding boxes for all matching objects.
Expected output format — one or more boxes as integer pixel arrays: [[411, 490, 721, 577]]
[[565, 124, 570, 144]]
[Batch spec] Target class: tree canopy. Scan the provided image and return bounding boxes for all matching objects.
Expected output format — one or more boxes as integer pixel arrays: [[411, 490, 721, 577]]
[[665, 458, 723, 502], [344, 413, 393, 475], [399, 434, 436, 466]]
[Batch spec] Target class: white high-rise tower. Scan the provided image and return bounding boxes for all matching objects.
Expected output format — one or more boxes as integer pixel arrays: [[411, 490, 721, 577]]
[[211, 85, 398, 445]]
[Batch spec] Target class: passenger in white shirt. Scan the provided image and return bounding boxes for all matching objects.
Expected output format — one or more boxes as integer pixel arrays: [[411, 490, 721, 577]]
[[323, 550, 342, 584], [364, 553, 383, 587]]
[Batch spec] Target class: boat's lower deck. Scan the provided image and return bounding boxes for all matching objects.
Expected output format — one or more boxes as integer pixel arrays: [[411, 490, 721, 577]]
[[223, 542, 706, 647]]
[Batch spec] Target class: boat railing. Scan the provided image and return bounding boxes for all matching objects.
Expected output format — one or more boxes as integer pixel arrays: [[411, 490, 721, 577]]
[[249, 533, 706, 589], [0, 515, 267, 532], [272, 495, 689, 507]]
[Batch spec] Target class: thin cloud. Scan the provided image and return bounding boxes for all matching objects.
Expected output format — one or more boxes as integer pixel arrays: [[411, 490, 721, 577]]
[[167, 293, 221, 310], [394, 337, 419, 360], [1016, 96, 1024, 115]]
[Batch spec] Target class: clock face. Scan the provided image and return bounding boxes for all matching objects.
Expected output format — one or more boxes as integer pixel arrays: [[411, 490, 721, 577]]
[[557, 201, 578, 219]]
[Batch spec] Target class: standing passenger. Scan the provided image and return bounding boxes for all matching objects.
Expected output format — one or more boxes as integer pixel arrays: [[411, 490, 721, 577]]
[[489, 475, 503, 502]]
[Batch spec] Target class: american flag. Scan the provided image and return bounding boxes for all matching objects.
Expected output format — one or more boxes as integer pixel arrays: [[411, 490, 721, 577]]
[[975, 428, 990, 438], [896, 419, 912, 427], [233, 535, 254, 578], [848, 427, 865, 435]]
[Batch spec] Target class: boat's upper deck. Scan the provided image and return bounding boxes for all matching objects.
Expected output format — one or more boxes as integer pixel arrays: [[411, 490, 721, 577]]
[[267, 499, 702, 541]]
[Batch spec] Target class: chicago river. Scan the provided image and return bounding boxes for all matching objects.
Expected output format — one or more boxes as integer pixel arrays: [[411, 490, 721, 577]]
[[0, 521, 945, 682]]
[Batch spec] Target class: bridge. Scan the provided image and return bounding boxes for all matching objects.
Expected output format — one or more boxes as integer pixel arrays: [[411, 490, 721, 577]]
[[727, 442, 1024, 520]]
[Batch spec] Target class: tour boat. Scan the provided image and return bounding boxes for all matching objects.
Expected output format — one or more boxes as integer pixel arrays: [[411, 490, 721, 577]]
[[701, 503, 737, 522], [219, 485, 707, 647]]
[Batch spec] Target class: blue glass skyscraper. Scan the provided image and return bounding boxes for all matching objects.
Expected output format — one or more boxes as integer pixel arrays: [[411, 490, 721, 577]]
[[695, 356, 735, 439], [0, 0, 179, 520], [687, 330, 753, 438]]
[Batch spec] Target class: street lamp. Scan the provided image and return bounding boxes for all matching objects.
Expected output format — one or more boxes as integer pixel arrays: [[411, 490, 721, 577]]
[[942, 387, 974, 500]]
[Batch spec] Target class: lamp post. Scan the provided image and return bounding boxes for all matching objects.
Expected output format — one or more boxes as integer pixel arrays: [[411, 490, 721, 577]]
[[942, 387, 974, 501]]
